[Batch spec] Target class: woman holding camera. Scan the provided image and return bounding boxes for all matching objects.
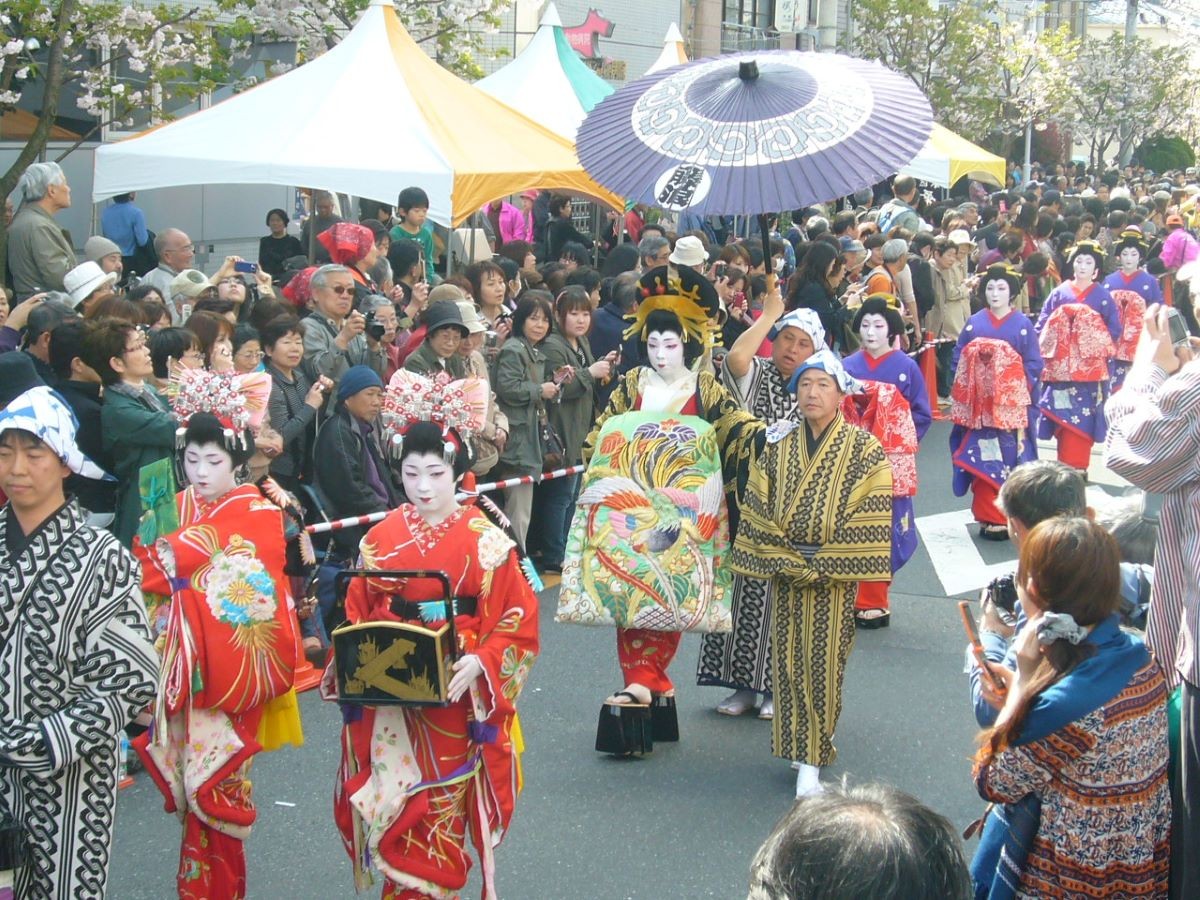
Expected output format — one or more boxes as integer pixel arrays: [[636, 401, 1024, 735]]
[[970, 517, 1170, 898]]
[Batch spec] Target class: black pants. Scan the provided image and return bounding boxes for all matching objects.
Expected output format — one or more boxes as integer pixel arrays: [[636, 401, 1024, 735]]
[[1172, 679, 1200, 899], [935, 342, 954, 398]]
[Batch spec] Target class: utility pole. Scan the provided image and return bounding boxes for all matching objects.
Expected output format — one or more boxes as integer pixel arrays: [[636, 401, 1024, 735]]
[[1119, 0, 1138, 165]]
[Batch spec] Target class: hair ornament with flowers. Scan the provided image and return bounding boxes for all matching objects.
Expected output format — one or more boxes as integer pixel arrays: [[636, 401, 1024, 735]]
[[380, 370, 488, 464], [168, 367, 271, 450]]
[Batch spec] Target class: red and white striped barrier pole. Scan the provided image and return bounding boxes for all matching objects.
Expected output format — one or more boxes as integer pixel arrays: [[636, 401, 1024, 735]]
[[305, 464, 586, 535]]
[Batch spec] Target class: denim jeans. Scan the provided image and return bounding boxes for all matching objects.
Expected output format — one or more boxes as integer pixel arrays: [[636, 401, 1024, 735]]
[[530, 474, 579, 568]]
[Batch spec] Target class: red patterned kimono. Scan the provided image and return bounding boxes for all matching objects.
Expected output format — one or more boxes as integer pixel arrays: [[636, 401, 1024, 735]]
[[135, 484, 299, 900], [334, 505, 539, 899], [1037, 303, 1116, 468]]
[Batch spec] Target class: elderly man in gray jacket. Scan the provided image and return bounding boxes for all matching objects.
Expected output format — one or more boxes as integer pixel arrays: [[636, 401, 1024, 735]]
[[7, 163, 77, 300]]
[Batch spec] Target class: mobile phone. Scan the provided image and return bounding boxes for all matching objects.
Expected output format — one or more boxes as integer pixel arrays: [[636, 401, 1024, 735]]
[[1166, 307, 1190, 347], [234, 260, 259, 274], [999, 200, 1008, 214], [958, 600, 1005, 697], [180, 303, 193, 320], [713, 262, 727, 279]]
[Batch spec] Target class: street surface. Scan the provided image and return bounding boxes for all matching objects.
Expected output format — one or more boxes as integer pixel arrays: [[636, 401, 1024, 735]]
[[111, 419, 1129, 899]]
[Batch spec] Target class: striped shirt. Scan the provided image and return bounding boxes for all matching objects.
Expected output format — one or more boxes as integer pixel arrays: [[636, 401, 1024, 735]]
[[1105, 359, 1200, 689]]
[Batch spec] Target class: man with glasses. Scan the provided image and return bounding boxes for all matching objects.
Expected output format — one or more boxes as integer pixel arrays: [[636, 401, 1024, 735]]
[[302, 264, 386, 406], [638, 234, 671, 272], [82, 319, 177, 546], [140, 228, 197, 321]]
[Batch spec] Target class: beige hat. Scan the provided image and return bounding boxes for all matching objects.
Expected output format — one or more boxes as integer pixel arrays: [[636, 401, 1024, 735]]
[[427, 283, 466, 303], [947, 229, 975, 247], [63, 261, 118, 309], [169, 269, 213, 300], [456, 301, 487, 334], [84, 235, 122, 264]]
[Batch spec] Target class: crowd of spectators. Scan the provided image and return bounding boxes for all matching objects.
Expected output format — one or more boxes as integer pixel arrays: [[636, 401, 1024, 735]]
[[4, 156, 1200, 898]]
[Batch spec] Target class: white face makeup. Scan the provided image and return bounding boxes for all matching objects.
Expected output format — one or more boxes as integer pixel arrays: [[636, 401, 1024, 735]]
[[646, 330, 686, 380], [401, 451, 458, 525], [1118, 246, 1142, 273], [858, 314, 890, 355], [183, 442, 238, 503], [1072, 254, 1097, 282], [985, 278, 1012, 313]]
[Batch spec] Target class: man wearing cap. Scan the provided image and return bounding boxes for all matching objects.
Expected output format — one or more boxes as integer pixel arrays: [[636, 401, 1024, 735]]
[[730, 349, 892, 797], [167, 268, 215, 320], [403, 300, 469, 379], [0, 385, 158, 899], [84, 236, 124, 283], [63, 260, 118, 315], [699, 280, 823, 719], [312, 366, 397, 627]]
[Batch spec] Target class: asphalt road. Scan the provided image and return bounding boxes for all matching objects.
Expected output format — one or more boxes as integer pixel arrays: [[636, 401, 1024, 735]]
[[110, 419, 1126, 899]]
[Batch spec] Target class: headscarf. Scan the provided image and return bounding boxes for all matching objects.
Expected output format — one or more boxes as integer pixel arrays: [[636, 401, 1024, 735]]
[[282, 266, 319, 308], [0, 386, 112, 481], [786, 348, 862, 395], [318, 222, 375, 266], [769, 308, 825, 346]]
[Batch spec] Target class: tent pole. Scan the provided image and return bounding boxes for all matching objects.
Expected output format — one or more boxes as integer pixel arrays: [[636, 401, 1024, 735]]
[[593, 204, 601, 267]]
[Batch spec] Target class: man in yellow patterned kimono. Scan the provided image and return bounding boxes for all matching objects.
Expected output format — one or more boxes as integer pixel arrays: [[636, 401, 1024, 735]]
[[731, 350, 892, 797]]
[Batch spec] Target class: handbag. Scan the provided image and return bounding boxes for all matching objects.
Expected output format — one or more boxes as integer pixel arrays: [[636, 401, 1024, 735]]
[[522, 341, 566, 472]]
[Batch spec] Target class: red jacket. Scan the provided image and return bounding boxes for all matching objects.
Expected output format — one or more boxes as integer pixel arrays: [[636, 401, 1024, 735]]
[[951, 338, 1031, 430], [1039, 303, 1115, 382], [842, 382, 919, 497], [1109, 288, 1147, 363]]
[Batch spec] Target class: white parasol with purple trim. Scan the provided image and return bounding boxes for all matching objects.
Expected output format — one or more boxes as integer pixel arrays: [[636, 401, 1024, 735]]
[[576, 50, 933, 217]]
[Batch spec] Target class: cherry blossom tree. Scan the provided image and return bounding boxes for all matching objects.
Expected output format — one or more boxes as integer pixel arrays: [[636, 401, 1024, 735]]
[[0, 0, 508, 283], [1065, 33, 1200, 169]]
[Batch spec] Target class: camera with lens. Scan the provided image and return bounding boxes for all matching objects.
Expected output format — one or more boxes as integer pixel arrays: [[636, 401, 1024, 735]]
[[363, 310, 386, 341], [987, 573, 1018, 621]]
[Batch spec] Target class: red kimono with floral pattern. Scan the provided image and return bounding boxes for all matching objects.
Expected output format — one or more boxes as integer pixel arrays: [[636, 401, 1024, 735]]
[[1039, 304, 1115, 383], [951, 339, 1032, 431], [841, 382, 918, 498], [134, 484, 298, 900], [333, 505, 539, 900], [1109, 289, 1147, 364]]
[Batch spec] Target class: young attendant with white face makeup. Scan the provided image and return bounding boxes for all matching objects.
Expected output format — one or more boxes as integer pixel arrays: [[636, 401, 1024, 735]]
[[182, 440, 239, 503], [1034, 241, 1121, 472], [951, 265, 1043, 539], [841, 295, 933, 628], [1102, 228, 1162, 390]]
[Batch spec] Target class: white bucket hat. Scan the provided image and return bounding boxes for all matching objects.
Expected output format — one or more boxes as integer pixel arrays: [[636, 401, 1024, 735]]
[[63, 260, 118, 309], [668, 235, 709, 268]]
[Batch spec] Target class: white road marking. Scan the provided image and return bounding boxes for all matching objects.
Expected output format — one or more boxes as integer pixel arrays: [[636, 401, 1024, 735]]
[[914, 509, 1014, 597]]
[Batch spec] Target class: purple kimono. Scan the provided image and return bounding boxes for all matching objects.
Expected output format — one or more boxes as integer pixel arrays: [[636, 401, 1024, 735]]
[[949, 309, 1043, 498], [1034, 281, 1120, 444], [843, 349, 931, 572], [1103, 269, 1161, 388]]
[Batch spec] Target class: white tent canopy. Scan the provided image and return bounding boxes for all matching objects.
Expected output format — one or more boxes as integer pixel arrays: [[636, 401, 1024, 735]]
[[93, 0, 617, 225], [645, 24, 688, 75]]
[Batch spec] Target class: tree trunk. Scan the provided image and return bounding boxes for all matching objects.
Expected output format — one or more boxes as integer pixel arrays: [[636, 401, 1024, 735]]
[[0, 0, 79, 288]]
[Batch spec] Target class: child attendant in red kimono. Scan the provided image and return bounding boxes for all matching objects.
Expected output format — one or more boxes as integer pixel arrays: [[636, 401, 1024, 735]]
[[134, 377, 301, 899], [332, 371, 539, 900]]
